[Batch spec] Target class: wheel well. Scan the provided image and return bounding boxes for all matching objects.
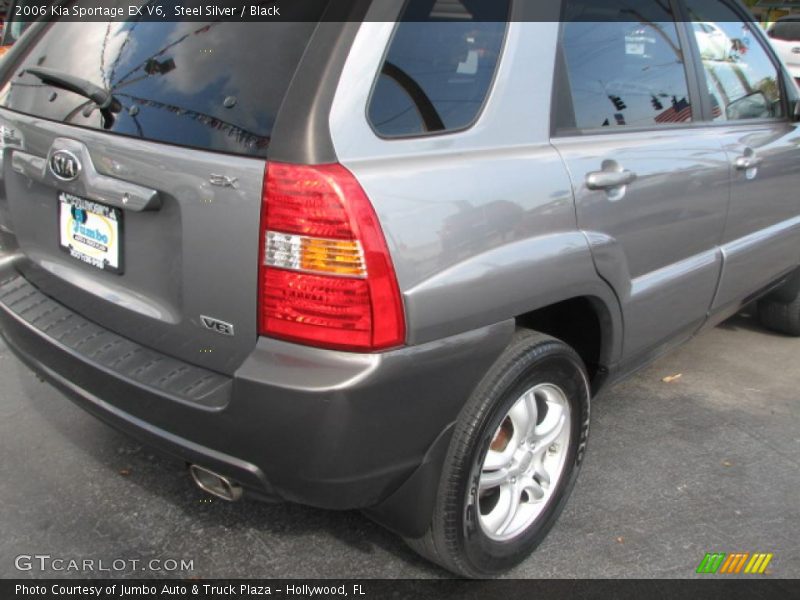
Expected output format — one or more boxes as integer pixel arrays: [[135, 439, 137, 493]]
[[515, 297, 607, 385]]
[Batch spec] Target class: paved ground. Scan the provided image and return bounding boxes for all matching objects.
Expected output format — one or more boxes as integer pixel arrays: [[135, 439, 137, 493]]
[[0, 311, 797, 579]]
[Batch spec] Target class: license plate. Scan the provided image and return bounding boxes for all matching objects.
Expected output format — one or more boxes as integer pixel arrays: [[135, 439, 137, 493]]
[[58, 192, 123, 274]]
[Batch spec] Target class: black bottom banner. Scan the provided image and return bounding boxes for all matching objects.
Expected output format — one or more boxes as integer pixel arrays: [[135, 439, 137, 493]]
[[2, 579, 798, 600]]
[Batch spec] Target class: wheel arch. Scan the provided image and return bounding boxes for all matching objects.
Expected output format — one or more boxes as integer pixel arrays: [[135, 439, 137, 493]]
[[515, 294, 617, 392], [402, 232, 624, 379]]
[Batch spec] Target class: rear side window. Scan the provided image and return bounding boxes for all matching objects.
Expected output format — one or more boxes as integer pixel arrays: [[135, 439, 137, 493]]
[[368, 0, 509, 138], [558, 0, 693, 131], [0, 10, 327, 157]]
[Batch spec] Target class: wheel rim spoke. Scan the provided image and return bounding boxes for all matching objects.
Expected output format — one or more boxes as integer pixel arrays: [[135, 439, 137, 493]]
[[483, 392, 536, 471], [481, 484, 515, 534], [495, 482, 522, 536], [508, 390, 537, 441], [521, 477, 546, 502], [532, 401, 566, 449], [479, 468, 510, 491], [483, 445, 515, 471], [530, 452, 550, 489]]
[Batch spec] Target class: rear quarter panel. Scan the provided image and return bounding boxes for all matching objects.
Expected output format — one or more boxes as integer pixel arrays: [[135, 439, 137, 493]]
[[330, 21, 622, 364]]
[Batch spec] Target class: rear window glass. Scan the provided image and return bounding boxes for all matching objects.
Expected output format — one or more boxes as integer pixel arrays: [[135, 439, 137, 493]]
[[770, 20, 800, 42], [368, 0, 509, 138], [0, 12, 326, 157]]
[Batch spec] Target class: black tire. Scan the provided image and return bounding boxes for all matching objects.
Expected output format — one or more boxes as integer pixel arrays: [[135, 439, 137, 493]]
[[757, 269, 800, 336], [758, 296, 800, 336], [405, 329, 591, 578]]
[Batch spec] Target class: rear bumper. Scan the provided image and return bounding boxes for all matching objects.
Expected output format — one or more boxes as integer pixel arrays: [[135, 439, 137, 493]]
[[0, 256, 512, 516]]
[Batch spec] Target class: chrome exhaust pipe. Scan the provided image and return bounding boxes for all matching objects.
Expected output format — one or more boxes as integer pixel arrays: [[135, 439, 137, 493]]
[[189, 465, 243, 502]]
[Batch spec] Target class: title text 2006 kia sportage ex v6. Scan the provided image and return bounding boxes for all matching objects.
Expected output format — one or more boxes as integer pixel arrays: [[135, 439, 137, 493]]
[[1, 0, 799, 578]]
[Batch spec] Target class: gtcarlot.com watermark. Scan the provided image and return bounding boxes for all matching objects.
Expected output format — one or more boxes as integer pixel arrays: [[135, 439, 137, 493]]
[[15, 554, 194, 574]]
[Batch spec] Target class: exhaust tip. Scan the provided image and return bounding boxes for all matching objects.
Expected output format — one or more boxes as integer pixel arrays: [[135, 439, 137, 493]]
[[189, 465, 243, 502]]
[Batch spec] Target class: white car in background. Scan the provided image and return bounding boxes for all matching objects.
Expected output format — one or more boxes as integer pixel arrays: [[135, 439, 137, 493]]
[[693, 21, 731, 61], [767, 16, 800, 85]]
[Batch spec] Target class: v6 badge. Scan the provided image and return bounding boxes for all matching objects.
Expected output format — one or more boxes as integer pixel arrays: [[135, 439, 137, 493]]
[[201, 316, 234, 336]]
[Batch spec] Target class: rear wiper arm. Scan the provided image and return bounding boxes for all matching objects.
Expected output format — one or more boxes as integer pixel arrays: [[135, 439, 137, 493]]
[[24, 66, 121, 114]]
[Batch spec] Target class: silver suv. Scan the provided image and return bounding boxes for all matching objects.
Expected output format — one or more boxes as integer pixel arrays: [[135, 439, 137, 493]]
[[1, 0, 799, 578]]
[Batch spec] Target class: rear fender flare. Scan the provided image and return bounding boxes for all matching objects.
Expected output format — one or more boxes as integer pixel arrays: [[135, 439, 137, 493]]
[[403, 232, 623, 367]]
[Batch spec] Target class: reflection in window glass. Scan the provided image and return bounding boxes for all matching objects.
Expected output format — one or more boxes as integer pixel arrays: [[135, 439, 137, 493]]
[[685, 0, 784, 121], [769, 19, 800, 43], [368, 0, 509, 137], [560, 0, 692, 130], [0, 16, 326, 157]]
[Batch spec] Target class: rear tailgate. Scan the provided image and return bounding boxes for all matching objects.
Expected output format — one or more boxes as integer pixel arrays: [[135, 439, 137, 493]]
[[0, 17, 324, 375]]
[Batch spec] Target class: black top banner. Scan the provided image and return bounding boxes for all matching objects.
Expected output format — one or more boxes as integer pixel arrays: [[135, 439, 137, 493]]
[[1, 0, 765, 23]]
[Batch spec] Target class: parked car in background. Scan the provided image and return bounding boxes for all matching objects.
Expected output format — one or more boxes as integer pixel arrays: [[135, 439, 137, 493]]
[[0, 0, 799, 579], [768, 15, 800, 85]]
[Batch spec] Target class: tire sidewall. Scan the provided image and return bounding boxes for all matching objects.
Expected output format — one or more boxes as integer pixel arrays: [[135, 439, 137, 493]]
[[455, 344, 590, 577]]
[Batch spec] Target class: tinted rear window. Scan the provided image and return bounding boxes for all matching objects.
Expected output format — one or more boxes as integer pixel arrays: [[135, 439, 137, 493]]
[[0, 14, 325, 157], [368, 0, 509, 138]]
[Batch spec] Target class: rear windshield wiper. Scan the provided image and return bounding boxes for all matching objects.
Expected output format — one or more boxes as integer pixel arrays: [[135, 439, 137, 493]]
[[24, 66, 121, 126]]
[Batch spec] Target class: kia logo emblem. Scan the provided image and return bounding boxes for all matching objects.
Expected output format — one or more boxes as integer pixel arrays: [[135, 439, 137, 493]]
[[49, 150, 81, 181]]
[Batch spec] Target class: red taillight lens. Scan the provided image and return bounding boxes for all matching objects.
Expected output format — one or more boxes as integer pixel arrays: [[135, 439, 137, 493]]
[[258, 162, 405, 351], [265, 164, 355, 240]]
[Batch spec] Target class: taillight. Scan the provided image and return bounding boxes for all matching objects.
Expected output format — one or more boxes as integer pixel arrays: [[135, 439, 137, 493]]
[[258, 162, 405, 351]]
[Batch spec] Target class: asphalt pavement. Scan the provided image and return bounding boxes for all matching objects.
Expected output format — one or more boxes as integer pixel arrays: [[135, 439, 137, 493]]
[[0, 312, 797, 579]]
